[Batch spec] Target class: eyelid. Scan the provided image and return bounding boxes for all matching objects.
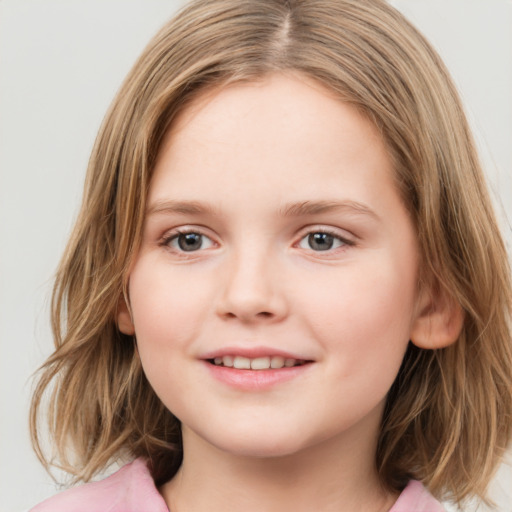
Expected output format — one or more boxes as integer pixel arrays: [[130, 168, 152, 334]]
[[298, 224, 356, 240], [160, 226, 218, 253], [294, 225, 357, 250], [157, 224, 356, 254]]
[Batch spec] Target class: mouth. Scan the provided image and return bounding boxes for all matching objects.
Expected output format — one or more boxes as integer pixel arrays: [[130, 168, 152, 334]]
[[207, 355, 309, 370], [201, 348, 315, 389]]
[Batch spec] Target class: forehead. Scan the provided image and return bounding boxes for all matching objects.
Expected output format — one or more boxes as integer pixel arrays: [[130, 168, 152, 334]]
[[163, 73, 383, 149], [149, 72, 399, 219]]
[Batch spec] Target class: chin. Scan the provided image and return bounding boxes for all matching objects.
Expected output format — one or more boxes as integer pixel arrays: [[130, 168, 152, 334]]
[[201, 427, 319, 460]]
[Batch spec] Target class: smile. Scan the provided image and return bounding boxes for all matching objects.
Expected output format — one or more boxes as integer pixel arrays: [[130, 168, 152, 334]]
[[202, 349, 314, 390], [209, 355, 307, 370]]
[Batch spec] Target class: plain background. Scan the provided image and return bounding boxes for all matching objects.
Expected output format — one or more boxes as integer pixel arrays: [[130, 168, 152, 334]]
[[1, 1, 511, 511]]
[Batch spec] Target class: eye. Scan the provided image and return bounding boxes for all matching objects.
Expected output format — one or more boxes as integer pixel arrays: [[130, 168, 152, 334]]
[[166, 231, 214, 252], [298, 231, 350, 251]]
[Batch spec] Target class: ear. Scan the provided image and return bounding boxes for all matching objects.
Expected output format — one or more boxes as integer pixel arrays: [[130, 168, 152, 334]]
[[117, 295, 135, 336], [410, 281, 464, 349]]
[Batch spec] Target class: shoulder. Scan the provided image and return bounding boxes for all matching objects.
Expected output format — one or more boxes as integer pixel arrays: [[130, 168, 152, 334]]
[[29, 458, 169, 512], [390, 480, 446, 512]]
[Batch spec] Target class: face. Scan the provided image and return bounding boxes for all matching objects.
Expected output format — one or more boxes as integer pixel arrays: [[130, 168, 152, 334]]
[[120, 73, 424, 458]]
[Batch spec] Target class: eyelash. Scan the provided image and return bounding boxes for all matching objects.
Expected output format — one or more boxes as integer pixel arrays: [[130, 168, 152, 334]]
[[160, 227, 355, 255], [296, 228, 355, 253], [161, 229, 215, 255]]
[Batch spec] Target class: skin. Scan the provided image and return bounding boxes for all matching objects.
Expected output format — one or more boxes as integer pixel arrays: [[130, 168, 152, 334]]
[[118, 72, 449, 511]]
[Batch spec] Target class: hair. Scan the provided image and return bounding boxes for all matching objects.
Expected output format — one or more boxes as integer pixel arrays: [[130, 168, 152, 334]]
[[30, 0, 512, 506]]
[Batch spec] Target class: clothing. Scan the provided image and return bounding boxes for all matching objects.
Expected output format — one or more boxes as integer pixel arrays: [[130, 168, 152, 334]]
[[30, 458, 445, 512]]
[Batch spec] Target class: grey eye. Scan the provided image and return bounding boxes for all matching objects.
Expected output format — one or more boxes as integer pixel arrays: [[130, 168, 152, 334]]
[[298, 232, 345, 251], [169, 232, 214, 252], [308, 233, 333, 251], [178, 233, 202, 251]]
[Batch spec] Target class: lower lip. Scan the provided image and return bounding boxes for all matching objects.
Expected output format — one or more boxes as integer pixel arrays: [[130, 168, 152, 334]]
[[203, 361, 313, 390]]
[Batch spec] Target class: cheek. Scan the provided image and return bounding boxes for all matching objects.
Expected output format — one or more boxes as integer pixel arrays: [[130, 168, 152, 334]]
[[295, 255, 417, 364], [127, 263, 201, 409], [128, 261, 207, 358]]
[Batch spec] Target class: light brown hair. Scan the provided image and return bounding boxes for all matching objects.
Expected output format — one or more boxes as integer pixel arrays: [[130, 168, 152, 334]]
[[30, 0, 512, 506]]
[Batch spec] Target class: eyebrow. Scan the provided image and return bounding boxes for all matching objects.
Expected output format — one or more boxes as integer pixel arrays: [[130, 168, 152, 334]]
[[147, 200, 220, 216], [278, 200, 380, 221], [146, 199, 380, 221]]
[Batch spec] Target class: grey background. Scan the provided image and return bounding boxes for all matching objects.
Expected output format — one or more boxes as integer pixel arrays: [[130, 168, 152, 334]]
[[1, 1, 511, 511]]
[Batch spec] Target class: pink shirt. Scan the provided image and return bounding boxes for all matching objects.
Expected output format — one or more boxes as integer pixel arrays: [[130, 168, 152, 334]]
[[30, 458, 445, 511]]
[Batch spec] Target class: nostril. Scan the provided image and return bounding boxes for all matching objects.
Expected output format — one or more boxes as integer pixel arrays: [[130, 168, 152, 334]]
[[257, 311, 273, 318]]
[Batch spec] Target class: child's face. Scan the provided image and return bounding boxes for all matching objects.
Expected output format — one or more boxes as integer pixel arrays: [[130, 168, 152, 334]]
[[120, 73, 424, 458]]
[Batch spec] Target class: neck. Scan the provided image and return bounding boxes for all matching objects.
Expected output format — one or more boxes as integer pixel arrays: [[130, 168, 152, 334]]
[[160, 423, 397, 512]]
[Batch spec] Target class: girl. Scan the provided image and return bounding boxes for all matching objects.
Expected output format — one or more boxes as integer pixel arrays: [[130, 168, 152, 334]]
[[30, 0, 512, 510]]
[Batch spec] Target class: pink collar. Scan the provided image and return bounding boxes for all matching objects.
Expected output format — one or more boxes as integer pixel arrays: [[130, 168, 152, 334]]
[[32, 458, 444, 512], [390, 479, 445, 511]]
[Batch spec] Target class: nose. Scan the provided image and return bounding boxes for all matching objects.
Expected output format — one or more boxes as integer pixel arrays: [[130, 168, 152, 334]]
[[216, 247, 288, 323]]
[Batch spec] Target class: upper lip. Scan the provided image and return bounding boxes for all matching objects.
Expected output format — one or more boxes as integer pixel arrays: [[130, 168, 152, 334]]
[[200, 346, 313, 361]]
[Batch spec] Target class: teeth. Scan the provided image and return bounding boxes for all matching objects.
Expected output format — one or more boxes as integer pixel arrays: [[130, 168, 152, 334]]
[[211, 355, 305, 370], [251, 357, 270, 370], [222, 355, 234, 367], [270, 356, 285, 368], [233, 356, 251, 369]]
